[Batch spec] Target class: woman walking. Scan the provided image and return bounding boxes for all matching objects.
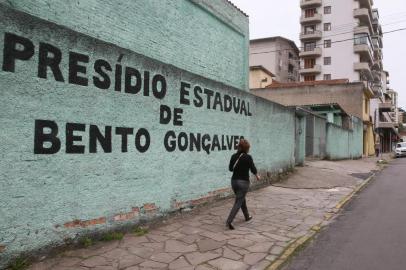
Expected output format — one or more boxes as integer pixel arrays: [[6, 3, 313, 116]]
[[226, 139, 260, 230]]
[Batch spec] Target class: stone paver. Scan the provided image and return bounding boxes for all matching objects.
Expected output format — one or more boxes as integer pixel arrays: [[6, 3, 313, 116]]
[[28, 159, 380, 270]]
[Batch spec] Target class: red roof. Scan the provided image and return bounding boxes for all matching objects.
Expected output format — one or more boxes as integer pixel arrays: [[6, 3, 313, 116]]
[[266, 79, 350, 89]]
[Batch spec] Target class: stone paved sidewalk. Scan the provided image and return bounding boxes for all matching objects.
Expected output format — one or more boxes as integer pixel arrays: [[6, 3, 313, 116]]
[[29, 158, 382, 270]]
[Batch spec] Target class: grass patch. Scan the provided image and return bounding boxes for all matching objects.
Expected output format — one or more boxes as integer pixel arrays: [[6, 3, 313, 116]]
[[133, 226, 149, 236], [101, 232, 124, 242], [8, 257, 29, 270], [80, 237, 93, 247]]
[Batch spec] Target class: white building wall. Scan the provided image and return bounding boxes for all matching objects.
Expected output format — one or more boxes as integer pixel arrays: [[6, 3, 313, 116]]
[[320, 0, 360, 81]]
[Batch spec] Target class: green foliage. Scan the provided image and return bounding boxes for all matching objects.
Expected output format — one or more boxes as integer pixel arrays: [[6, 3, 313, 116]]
[[101, 232, 124, 241], [80, 237, 93, 247], [8, 257, 29, 270], [133, 227, 149, 236]]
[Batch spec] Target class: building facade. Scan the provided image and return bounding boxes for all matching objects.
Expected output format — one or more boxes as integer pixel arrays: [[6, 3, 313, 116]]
[[299, 0, 399, 153], [299, 0, 382, 83], [250, 37, 300, 83], [249, 65, 275, 89], [251, 80, 375, 156]]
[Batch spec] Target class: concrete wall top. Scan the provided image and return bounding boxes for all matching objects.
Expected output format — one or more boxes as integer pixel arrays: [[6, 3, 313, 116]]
[[1, 0, 249, 91], [251, 83, 365, 119]]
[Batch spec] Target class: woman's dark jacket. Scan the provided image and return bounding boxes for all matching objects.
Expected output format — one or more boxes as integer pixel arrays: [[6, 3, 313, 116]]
[[229, 153, 257, 181]]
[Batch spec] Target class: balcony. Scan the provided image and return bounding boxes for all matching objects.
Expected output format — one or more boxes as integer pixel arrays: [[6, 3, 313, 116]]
[[354, 8, 373, 28], [379, 102, 393, 112], [355, 0, 373, 10], [377, 122, 395, 129], [299, 64, 321, 74], [354, 44, 374, 63], [300, 0, 322, 8], [354, 62, 373, 79], [300, 30, 322, 41], [354, 26, 370, 36], [299, 47, 322, 57], [300, 14, 322, 24]]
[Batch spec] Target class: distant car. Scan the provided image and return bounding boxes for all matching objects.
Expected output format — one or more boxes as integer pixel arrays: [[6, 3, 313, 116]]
[[394, 142, 406, 158]]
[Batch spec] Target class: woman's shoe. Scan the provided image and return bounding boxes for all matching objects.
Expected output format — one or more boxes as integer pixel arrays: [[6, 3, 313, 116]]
[[245, 216, 253, 222], [226, 222, 235, 230]]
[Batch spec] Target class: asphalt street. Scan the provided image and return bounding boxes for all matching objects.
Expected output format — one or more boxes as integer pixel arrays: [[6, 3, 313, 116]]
[[282, 157, 406, 270]]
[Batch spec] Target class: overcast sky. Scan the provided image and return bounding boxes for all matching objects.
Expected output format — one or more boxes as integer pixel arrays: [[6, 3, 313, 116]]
[[229, 0, 406, 108]]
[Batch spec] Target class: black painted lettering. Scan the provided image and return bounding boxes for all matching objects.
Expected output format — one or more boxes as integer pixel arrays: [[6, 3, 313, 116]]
[[247, 102, 252, 116], [68, 52, 89, 86], [240, 100, 247, 116], [66, 123, 85, 154], [89, 125, 112, 153], [221, 135, 227, 150], [190, 133, 201, 151], [173, 108, 183, 126], [180, 82, 190, 105], [213, 92, 223, 111], [135, 128, 150, 153], [2, 33, 34, 72], [143, 71, 150, 96], [203, 88, 214, 109], [152, 74, 167, 99], [125, 67, 142, 94], [193, 86, 203, 107], [164, 131, 177, 152], [178, 132, 188, 152], [226, 135, 233, 150], [233, 97, 241, 114], [233, 136, 239, 150], [160, 105, 171, 125], [38, 42, 64, 82], [202, 134, 211, 155], [34, 120, 61, 154], [115, 64, 122, 92], [224, 94, 232, 112], [211, 135, 221, 151], [93, 59, 112, 89], [116, 127, 133, 152]]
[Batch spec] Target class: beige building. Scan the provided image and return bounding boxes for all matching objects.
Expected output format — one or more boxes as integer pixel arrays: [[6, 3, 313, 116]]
[[251, 80, 375, 156], [250, 37, 300, 83], [249, 66, 275, 89]]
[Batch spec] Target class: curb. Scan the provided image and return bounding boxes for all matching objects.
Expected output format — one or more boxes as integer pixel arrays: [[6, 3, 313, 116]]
[[266, 171, 378, 270]]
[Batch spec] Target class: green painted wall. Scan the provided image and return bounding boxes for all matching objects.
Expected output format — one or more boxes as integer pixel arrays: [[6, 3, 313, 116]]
[[0, 0, 249, 91], [0, 4, 295, 266], [325, 117, 363, 160]]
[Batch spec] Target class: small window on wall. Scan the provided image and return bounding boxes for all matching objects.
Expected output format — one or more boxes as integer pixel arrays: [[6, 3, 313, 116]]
[[324, 74, 331, 80], [324, 6, 331, 14], [324, 39, 331, 48], [324, 23, 331, 31], [324, 57, 331, 65]]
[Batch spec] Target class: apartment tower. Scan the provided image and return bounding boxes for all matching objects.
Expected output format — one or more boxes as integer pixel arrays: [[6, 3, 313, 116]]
[[299, 0, 383, 84]]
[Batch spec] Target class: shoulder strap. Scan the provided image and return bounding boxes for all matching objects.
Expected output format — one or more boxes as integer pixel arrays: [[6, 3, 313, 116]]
[[233, 153, 244, 170]]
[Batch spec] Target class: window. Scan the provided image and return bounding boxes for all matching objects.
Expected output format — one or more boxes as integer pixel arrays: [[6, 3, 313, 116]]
[[304, 25, 316, 34], [304, 58, 316, 68], [324, 57, 331, 65], [324, 6, 331, 14], [305, 8, 317, 18], [354, 33, 370, 45], [324, 23, 331, 31], [288, 52, 293, 59], [324, 39, 331, 48], [324, 74, 331, 80], [304, 42, 316, 51], [304, 75, 316, 82]]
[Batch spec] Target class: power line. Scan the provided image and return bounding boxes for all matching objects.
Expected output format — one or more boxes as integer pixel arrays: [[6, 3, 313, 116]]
[[250, 27, 406, 56]]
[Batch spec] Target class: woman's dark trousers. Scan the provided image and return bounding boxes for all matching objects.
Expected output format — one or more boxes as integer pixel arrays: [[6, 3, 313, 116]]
[[226, 179, 250, 224]]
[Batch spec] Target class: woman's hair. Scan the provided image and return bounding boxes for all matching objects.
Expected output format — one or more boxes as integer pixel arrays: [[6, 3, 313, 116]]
[[237, 139, 250, 153]]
